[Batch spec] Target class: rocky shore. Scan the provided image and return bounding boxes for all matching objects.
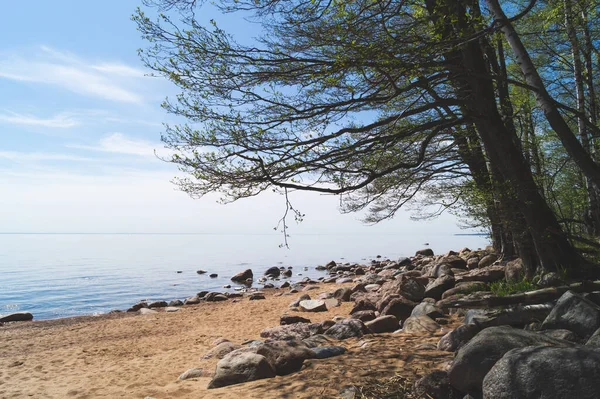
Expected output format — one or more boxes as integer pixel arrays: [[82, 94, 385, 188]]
[[3, 245, 600, 398]]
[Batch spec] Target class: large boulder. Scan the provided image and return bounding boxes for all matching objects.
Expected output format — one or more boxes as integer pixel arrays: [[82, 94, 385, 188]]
[[381, 297, 416, 321], [402, 315, 440, 334], [231, 269, 253, 282], [311, 346, 347, 359], [437, 324, 480, 352], [448, 326, 573, 396], [504, 258, 524, 281], [350, 299, 377, 314], [280, 315, 311, 325], [365, 315, 399, 333], [255, 339, 315, 375], [398, 278, 426, 302], [264, 267, 281, 278], [325, 319, 368, 340], [411, 302, 444, 319], [478, 254, 497, 268], [333, 287, 352, 302], [482, 346, 600, 399], [541, 290, 600, 340], [414, 370, 462, 399], [441, 282, 488, 299], [455, 265, 505, 283], [424, 275, 455, 300], [351, 310, 377, 323], [441, 255, 467, 270], [299, 300, 327, 312], [203, 342, 242, 359], [207, 352, 276, 388], [416, 248, 434, 257]]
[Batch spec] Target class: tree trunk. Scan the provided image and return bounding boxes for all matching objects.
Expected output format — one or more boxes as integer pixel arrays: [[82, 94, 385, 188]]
[[485, 0, 600, 190]]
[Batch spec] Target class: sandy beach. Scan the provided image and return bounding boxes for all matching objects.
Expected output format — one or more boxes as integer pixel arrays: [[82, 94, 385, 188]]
[[0, 284, 455, 399]]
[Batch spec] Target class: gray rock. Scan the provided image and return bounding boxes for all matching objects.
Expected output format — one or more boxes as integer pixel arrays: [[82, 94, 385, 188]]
[[148, 300, 168, 308], [455, 265, 506, 283], [333, 287, 352, 302], [398, 257, 411, 266], [168, 299, 184, 307], [424, 275, 455, 300], [203, 342, 242, 359], [183, 296, 201, 305], [482, 346, 600, 399], [541, 328, 580, 343], [324, 298, 340, 309], [231, 269, 253, 282], [402, 315, 440, 334], [325, 319, 368, 340], [205, 292, 228, 302], [365, 315, 399, 333], [441, 255, 467, 270], [504, 258, 524, 281], [311, 346, 347, 359], [414, 370, 462, 399], [416, 248, 434, 257], [539, 271, 562, 287], [302, 285, 321, 292], [586, 327, 600, 347], [411, 302, 444, 319], [465, 304, 553, 329], [207, 352, 276, 389], [431, 263, 454, 278], [178, 368, 208, 380], [249, 293, 266, 300], [209, 273, 218, 278], [381, 297, 416, 321], [280, 315, 311, 325], [477, 254, 497, 268], [299, 299, 327, 312], [260, 323, 312, 340], [254, 338, 315, 375], [264, 266, 281, 277], [350, 299, 377, 314], [0, 312, 33, 322], [398, 278, 426, 302], [302, 334, 336, 348], [127, 302, 148, 312], [351, 310, 377, 322], [289, 294, 311, 308], [448, 326, 573, 396], [441, 282, 488, 299], [541, 290, 600, 340], [139, 308, 157, 315], [165, 307, 179, 312], [196, 269, 207, 274], [437, 324, 480, 352]]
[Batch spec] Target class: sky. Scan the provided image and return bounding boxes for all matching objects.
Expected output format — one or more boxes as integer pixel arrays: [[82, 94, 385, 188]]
[[0, 0, 473, 235]]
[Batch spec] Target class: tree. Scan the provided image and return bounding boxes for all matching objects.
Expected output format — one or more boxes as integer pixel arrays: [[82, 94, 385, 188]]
[[134, 0, 589, 275]]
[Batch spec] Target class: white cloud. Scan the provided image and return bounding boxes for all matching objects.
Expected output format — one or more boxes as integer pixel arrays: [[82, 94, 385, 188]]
[[68, 133, 161, 157], [0, 111, 79, 128], [0, 46, 148, 103]]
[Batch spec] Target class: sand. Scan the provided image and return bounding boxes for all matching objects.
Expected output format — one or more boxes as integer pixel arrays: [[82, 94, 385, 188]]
[[0, 286, 455, 399]]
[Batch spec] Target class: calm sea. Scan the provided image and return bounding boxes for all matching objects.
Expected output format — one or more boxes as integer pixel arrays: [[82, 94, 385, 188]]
[[0, 233, 489, 320]]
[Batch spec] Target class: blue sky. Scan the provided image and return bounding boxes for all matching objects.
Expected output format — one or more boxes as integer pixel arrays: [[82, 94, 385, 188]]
[[0, 0, 469, 235]]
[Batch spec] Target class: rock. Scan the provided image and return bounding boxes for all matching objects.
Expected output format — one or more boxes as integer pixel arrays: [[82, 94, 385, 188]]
[[0, 312, 33, 322], [336, 277, 354, 284], [364, 283, 381, 292], [289, 294, 311, 308], [333, 287, 352, 302], [168, 299, 184, 307], [455, 265, 505, 283], [165, 307, 179, 312], [416, 248, 434, 257], [437, 324, 480, 352], [148, 301, 168, 308], [505, 258, 524, 281], [183, 296, 201, 305], [587, 327, 600, 347], [280, 315, 311, 325], [441, 282, 488, 299], [205, 292, 228, 302], [381, 297, 416, 321], [398, 257, 411, 266], [325, 260, 337, 269], [311, 346, 347, 359], [398, 278, 426, 302], [302, 334, 335, 348], [196, 269, 207, 274], [351, 310, 377, 322], [127, 302, 148, 312], [465, 304, 553, 329], [411, 302, 444, 319], [203, 342, 242, 359], [309, 320, 335, 335], [541, 290, 600, 340], [324, 298, 340, 309], [441, 255, 467, 270], [264, 267, 281, 278], [261, 323, 312, 340], [431, 263, 454, 278], [178, 368, 208, 380], [139, 308, 157, 315], [414, 370, 462, 399], [231, 269, 253, 282], [365, 315, 399, 333], [209, 273, 218, 278], [325, 319, 368, 340], [350, 299, 377, 314], [299, 300, 327, 312], [254, 338, 315, 375], [249, 293, 266, 300], [541, 329, 580, 343], [402, 315, 440, 334], [424, 275, 455, 300], [539, 271, 562, 287], [482, 346, 600, 399], [302, 285, 321, 292], [477, 254, 497, 268], [212, 337, 230, 346], [448, 326, 573, 396], [282, 269, 292, 278], [207, 352, 276, 389], [466, 257, 480, 269]]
